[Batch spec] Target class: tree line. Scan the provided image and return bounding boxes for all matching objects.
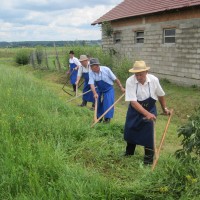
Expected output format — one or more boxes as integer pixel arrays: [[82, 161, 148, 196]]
[[0, 40, 101, 48]]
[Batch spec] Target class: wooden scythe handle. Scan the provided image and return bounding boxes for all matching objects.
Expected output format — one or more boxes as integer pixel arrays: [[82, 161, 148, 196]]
[[152, 109, 174, 171], [91, 93, 125, 127], [93, 98, 98, 123], [66, 87, 97, 103]]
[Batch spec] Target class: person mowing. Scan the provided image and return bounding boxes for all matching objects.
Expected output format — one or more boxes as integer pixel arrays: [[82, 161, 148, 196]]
[[124, 60, 170, 165], [75, 55, 95, 109], [89, 58, 125, 123], [68, 50, 81, 92]]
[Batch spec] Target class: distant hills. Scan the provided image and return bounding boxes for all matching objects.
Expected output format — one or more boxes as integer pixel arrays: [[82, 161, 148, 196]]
[[0, 40, 101, 48]]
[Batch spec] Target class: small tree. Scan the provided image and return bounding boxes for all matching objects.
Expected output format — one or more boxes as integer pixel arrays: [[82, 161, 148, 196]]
[[15, 49, 31, 65]]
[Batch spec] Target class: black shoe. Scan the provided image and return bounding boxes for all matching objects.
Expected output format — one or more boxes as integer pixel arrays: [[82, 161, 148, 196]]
[[144, 156, 153, 165], [78, 103, 86, 107], [78, 101, 87, 107], [103, 118, 110, 123], [124, 152, 133, 157]]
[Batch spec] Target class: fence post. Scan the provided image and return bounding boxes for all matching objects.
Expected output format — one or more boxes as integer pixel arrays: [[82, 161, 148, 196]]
[[45, 48, 49, 69], [54, 42, 61, 71]]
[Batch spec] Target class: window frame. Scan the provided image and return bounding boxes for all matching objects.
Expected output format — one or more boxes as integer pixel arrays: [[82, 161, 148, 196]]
[[135, 31, 144, 44], [113, 31, 121, 44], [163, 28, 176, 44]]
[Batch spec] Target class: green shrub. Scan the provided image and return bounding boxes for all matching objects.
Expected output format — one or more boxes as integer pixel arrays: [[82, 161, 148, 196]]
[[15, 49, 31, 65], [176, 106, 200, 157]]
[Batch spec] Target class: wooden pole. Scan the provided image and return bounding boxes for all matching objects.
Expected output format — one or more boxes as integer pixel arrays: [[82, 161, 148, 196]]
[[153, 121, 157, 160], [54, 42, 61, 71], [45, 48, 49, 69], [75, 84, 78, 97], [66, 87, 96, 103], [152, 109, 173, 171], [91, 93, 125, 127], [94, 98, 98, 122]]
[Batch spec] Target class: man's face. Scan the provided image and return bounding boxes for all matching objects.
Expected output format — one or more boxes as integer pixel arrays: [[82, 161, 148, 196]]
[[80, 60, 88, 67], [69, 53, 74, 59], [91, 64, 100, 73], [135, 71, 148, 84]]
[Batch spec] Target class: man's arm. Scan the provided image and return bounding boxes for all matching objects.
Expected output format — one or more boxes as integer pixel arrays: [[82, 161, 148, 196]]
[[115, 78, 125, 93], [75, 76, 81, 85], [158, 96, 170, 115], [90, 84, 98, 99]]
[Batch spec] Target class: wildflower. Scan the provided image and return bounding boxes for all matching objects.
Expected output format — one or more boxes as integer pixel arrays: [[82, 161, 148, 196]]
[[159, 186, 168, 193]]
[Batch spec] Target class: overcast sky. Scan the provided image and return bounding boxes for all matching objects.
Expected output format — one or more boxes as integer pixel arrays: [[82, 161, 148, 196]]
[[0, 0, 122, 42]]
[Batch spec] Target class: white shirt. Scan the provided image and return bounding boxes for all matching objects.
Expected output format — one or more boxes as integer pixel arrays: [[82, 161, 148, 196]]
[[125, 74, 165, 101], [77, 65, 90, 77], [88, 66, 117, 85], [69, 57, 81, 67]]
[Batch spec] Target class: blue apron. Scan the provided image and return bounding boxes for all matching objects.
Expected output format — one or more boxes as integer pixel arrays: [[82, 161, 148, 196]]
[[70, 62, 78, 84], [95, 80, 114, 119], [82, 72, 95, 103], [124, 83, 157, 148]]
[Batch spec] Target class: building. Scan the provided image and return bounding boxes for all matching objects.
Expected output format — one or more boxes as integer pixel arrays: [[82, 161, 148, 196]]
[[92, 0, 200, 86]]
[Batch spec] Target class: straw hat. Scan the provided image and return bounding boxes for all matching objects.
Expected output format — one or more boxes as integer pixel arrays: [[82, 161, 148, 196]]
[[129, 61, 150, 73], [79, 55, 88, 62], [89, 58, 100, 66]]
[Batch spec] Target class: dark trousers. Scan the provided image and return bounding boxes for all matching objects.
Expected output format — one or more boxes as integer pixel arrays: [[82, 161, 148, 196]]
[[125, 143, 154, 165], [72, 84, 76, 91]]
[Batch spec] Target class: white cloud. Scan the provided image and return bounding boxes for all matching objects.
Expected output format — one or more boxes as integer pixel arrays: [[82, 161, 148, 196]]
[[0, 0, 122, 41]]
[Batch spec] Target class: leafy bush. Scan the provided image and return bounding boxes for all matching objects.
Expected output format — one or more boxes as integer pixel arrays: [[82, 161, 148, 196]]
[[15, 49, 31, 65], [101, 21, 113, 37], [176, 106, 200, 157]]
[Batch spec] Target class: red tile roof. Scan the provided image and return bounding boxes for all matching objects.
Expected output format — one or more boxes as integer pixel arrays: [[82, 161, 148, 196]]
[[92, 0, 200, 25]]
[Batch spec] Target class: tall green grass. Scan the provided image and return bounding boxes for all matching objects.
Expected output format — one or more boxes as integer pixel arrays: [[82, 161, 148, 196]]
[[0, 64, 131, 199], [1, 48, 200, 199]]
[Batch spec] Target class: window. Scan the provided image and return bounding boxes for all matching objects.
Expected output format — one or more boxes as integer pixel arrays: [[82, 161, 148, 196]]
[[163, 28, 176, 43], [113, 32, 121, 43], [135, 31, 144, 43]]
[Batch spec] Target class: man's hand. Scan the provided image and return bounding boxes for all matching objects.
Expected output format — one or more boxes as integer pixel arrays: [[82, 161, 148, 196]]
[[94, 93, 98, 99], [120, 87, 125, 93], [145, 112, 156, 121], [163, 108, 171, 115]]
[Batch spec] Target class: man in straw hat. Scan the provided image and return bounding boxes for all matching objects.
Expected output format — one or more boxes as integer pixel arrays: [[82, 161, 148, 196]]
[[124, 60, 170, 165], [68, 50, 81, 92], [89, 58, 125, 123], [75, 55, 95, 109]]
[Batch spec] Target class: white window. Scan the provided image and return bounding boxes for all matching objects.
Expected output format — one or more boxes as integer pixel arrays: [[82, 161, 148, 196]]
[[163, 28, 176, 43], [135, 31, 144, 43]]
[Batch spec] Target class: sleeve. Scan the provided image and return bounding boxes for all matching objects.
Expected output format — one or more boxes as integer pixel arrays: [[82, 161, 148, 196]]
[[125, 77, 137, 101], [107, 67, 117, 81], [74, 58, 81, 67], [77, 66, 82, 77], [88, 72, 95, 85], [155, 78, 165, 97]]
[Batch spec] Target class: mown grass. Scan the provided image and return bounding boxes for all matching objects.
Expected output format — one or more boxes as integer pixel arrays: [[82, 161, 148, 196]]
[[0, 47, 200, 199]]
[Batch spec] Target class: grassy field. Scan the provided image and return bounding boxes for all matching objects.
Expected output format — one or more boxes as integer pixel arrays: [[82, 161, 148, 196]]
[[0, 47, 200, 199]]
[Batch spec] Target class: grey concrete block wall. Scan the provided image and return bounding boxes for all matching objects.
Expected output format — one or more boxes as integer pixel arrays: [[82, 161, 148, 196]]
[[102, 18, 200, 86]]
